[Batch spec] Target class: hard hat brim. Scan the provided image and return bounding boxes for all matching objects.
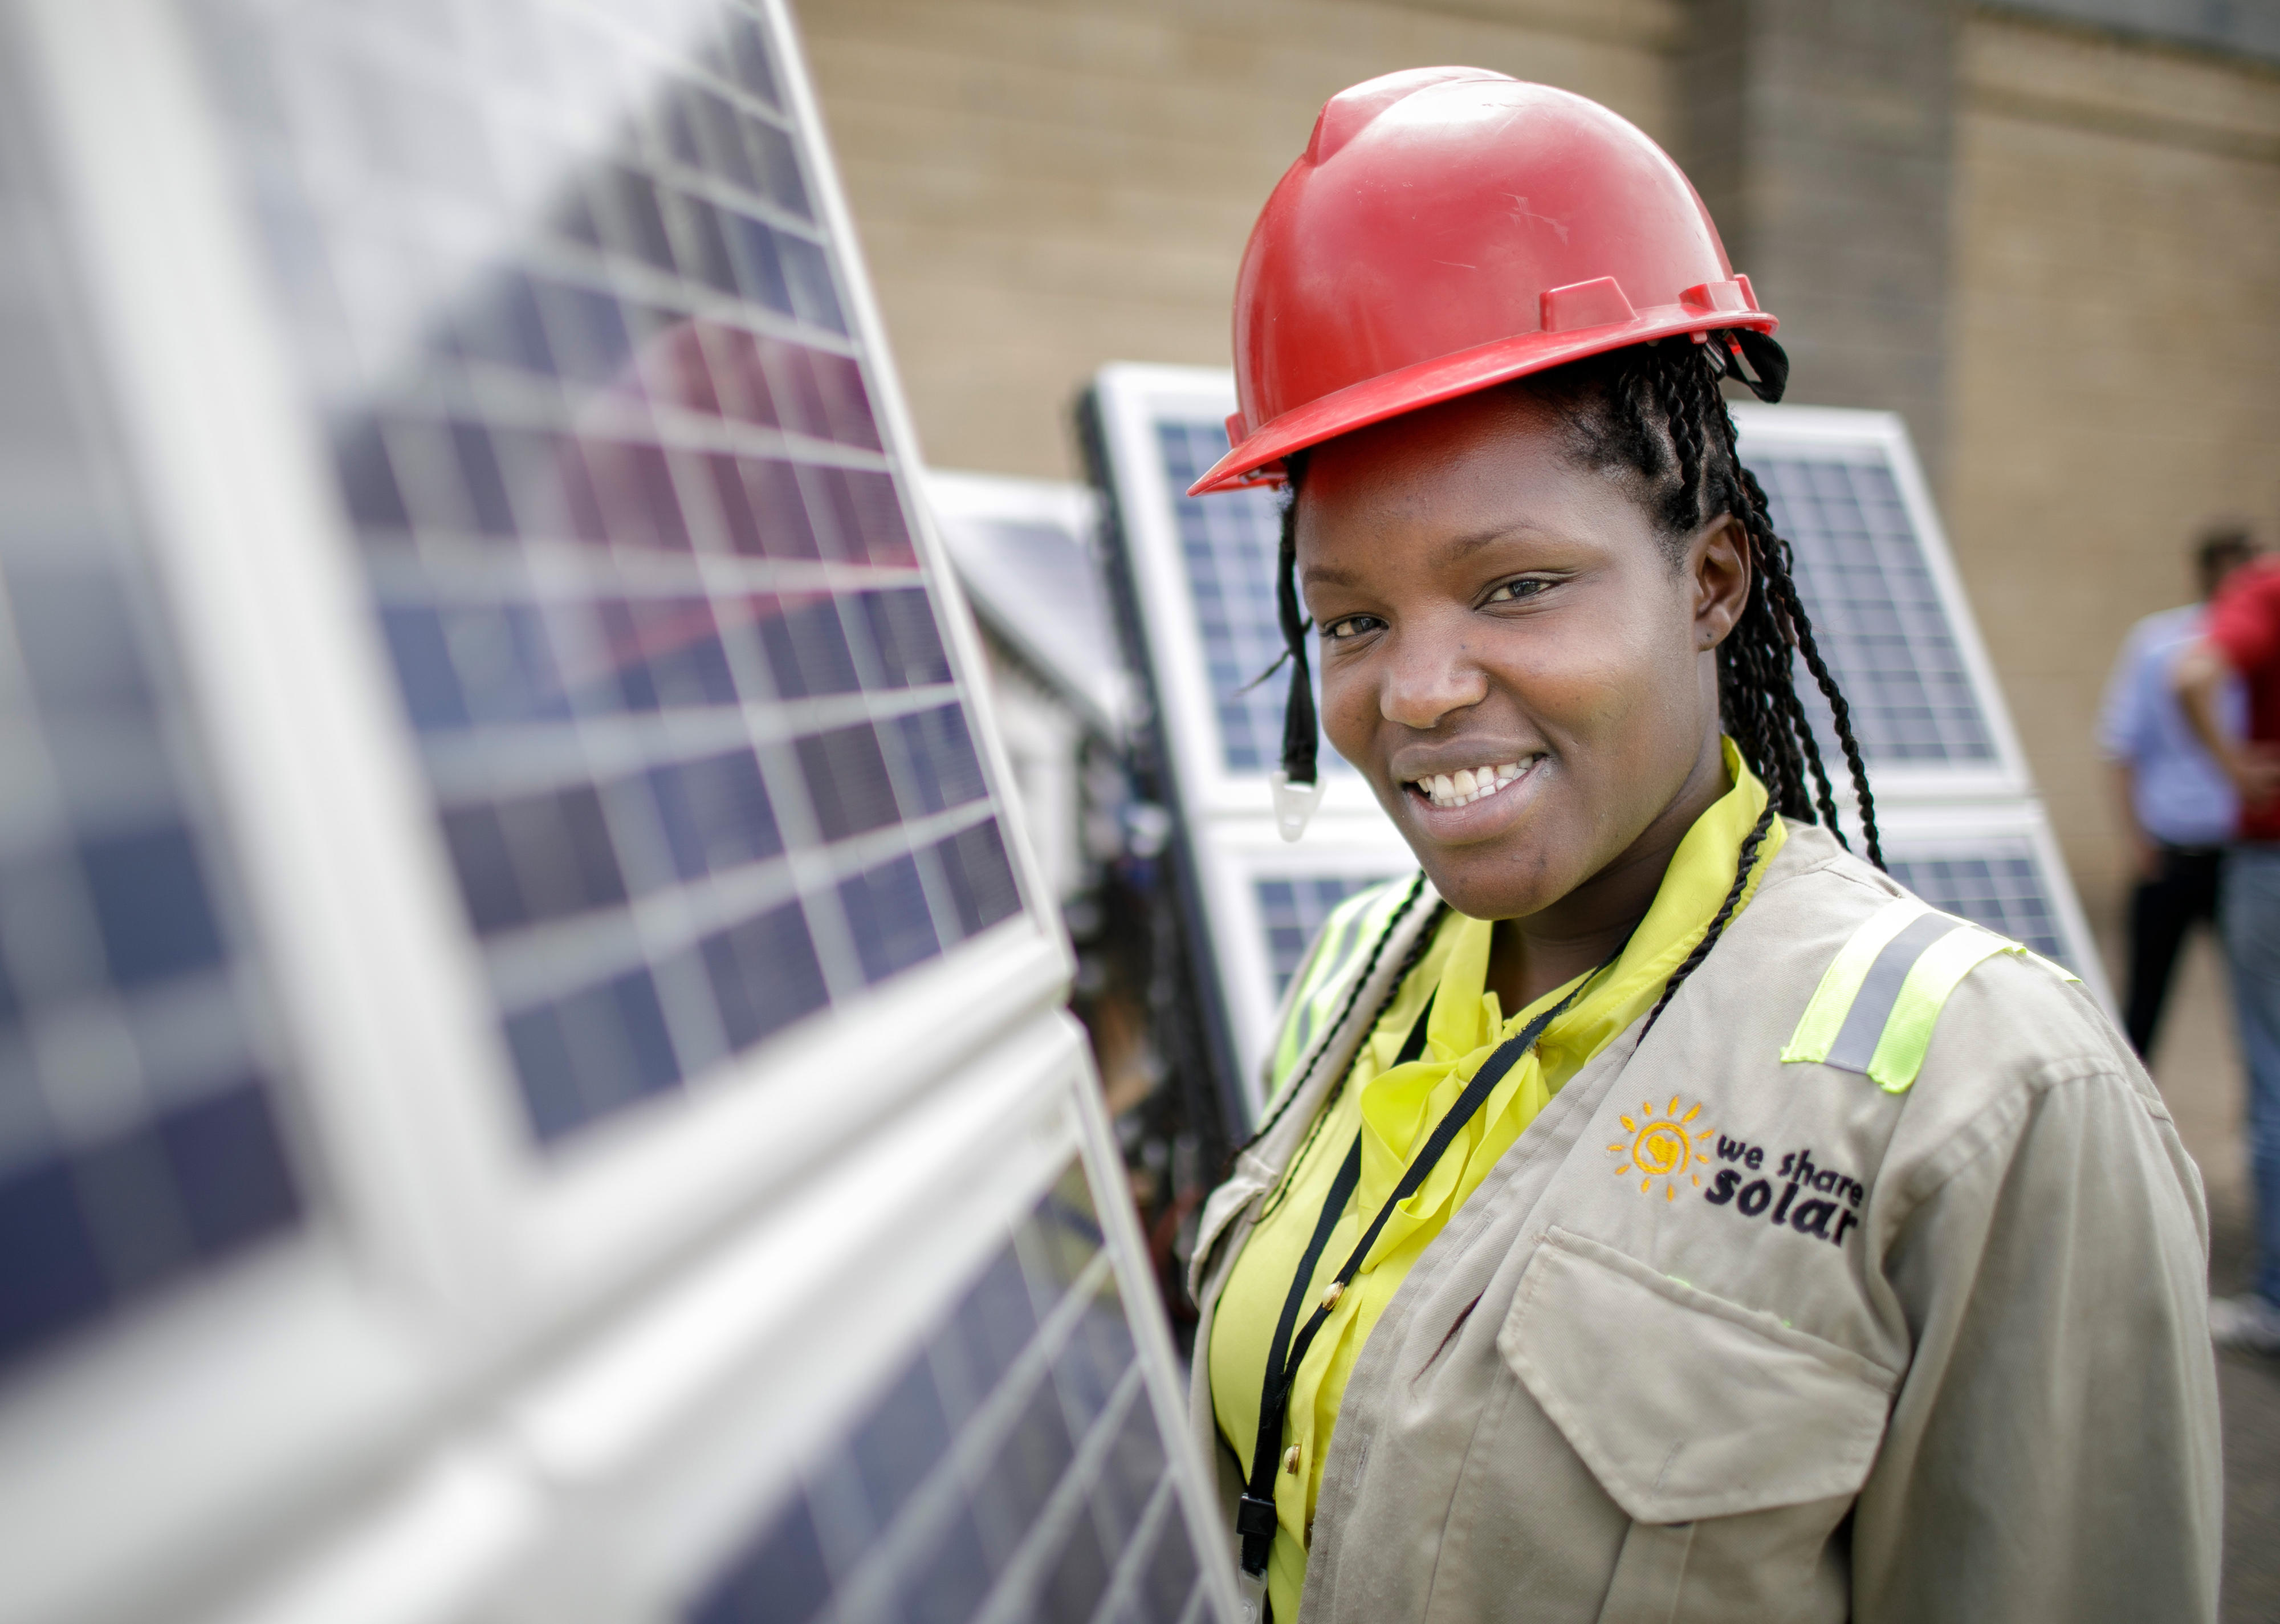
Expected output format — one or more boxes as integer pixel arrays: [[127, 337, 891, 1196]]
[[1187, 305, 1778, 497]]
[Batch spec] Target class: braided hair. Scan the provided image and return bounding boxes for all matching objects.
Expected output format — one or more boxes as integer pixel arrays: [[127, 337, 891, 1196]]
[[1266, 330, 1883, 1036]]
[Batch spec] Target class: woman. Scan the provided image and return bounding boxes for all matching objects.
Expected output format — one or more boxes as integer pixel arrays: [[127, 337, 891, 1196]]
[[1183, 70, 2218, 1624]]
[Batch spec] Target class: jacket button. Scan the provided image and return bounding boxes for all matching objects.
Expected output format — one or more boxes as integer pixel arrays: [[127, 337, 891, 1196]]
[[1321, 1279, 1345, 1310], [1283, 1445, 1302, 1476]]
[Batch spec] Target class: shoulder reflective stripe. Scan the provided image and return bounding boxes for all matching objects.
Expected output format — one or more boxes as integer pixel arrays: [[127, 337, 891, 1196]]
[[1864, 925, 2022, 1093], [1823, 912, 1965, 1073], [1780, 898, 1934, 1065]]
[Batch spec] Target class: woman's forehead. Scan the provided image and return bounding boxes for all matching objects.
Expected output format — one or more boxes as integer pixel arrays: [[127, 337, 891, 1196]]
[[1296, 392, 1650, 573]]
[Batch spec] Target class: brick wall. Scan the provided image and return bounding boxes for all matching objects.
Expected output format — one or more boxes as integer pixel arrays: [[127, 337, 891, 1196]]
[[791, 0, 1683, 479], [1947, 12, 2280, 911]]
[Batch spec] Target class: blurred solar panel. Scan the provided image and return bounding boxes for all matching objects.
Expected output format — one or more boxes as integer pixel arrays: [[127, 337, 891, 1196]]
[[188, 0, 1027, 1149], [685, 1159, 1206, 1624], [0, 50, 303, 1375], [3, 6, 1231, 1621]]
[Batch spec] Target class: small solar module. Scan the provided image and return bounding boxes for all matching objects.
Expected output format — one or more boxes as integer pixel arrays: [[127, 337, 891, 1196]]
[[1088, 367, 2108, 1128]]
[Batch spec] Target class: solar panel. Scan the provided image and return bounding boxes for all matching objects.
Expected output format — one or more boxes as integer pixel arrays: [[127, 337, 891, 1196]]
[[685, 1161, 1205, 1624], [0, 42, 300, 1375], [1727, 403, 2030, 797], [3, 5, 1232, 1621], [1087, 366, 2109, 1128], [186, 0, 1028, 1149]]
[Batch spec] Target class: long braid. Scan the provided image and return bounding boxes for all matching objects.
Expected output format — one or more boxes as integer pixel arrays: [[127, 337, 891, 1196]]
[[1273, 470, 1319, 785]]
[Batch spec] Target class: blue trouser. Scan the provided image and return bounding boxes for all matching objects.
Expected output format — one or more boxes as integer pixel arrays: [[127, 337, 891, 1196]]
[[2220, 845, 2280, 1308]]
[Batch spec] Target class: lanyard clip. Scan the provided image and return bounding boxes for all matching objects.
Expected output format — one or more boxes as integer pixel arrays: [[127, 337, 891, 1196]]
[[1235, 1491, 1279, 1576]]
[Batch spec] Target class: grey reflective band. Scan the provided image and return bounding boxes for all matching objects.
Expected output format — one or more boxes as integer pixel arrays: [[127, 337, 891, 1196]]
[[1822, 911, 1966, 1073]]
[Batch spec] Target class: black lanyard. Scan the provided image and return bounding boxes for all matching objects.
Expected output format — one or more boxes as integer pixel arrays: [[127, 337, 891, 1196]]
[[1233, 969, 1606, 1581]]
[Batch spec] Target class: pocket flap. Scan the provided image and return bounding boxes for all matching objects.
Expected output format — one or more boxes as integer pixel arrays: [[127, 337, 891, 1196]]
[[1499, 1230, 1895, 1524]]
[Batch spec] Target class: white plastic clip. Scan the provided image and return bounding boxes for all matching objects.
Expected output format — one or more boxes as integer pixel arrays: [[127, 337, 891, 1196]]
[[1269, 771, 1324, 842]]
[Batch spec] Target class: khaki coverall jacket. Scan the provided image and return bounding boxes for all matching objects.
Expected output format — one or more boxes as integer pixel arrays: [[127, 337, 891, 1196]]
[[1188, 824, 2221, 1623]]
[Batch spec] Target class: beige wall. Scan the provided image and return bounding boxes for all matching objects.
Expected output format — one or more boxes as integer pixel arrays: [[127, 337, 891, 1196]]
[[793, 0, 1683, 479], [1947, 14, 2280, 917]]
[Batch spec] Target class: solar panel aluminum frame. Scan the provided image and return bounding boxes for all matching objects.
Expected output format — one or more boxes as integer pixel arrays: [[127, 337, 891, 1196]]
[[2, 2, 1078, 1616]]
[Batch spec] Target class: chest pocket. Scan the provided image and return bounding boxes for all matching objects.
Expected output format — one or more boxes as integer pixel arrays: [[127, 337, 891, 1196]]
[[1499, 1230, 1896, 1624]]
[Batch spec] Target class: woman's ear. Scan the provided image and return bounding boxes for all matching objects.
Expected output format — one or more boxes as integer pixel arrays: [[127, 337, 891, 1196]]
[[1690, 514, 1750, 650]]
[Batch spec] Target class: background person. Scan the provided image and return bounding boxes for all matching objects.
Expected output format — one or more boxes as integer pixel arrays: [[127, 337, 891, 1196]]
[[2176, 548, 2280, 1354], [2100, 526, 2257, 1056]]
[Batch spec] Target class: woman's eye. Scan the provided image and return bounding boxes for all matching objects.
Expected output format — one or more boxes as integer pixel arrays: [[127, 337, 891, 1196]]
[[1320, 614, 1382, 641], [1485, 578, 1550, 605]]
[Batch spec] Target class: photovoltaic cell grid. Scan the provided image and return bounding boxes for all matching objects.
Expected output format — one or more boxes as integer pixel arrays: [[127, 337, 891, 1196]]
[[0, 72, 299, 1371], [1884, 846, 2067, 965], [1255, 875, 1394, 997], [1751, 455, 1996, 766], [1152, 422, 1349, 779], [187, 0, 1023, 1147], [687, 1161, 1205, 1624]]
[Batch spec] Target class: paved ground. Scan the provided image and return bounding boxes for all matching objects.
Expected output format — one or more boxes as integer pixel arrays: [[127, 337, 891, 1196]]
[[2119, 929, 2278, 1622]]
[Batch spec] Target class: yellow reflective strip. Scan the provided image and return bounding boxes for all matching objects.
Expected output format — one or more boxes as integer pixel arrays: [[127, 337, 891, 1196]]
[[1865, 927, 2021, 1093], [1781, 898, 1934, 1064]]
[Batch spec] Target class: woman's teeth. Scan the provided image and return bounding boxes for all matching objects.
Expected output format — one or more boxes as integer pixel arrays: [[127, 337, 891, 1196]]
[[1414, 761, 1526, 809]]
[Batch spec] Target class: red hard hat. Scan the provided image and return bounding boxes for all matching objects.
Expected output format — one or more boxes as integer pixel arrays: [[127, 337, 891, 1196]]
[[1189, 68, 1777, 496]]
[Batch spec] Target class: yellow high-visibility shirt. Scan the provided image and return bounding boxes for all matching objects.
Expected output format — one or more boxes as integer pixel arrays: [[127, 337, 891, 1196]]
[[1209, 740, 1785, 1622]]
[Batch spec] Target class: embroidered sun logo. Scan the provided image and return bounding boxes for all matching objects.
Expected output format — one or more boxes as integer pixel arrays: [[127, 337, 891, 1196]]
[[1609, 1097, 1716, 1200]]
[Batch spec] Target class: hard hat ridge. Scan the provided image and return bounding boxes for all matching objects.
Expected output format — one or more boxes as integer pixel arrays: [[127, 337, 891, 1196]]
[[1194, 69, 1781, 498]]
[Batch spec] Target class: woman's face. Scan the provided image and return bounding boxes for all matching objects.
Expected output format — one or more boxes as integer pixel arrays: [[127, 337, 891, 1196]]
[[1297, 386, 1748, 924]]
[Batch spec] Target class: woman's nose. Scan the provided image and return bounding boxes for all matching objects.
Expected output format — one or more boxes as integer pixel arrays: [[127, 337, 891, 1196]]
[[1381, 634, 1488, 731]]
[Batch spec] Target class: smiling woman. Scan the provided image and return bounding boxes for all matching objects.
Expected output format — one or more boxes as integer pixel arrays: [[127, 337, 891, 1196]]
[[1183, 68, 2220, 1624]]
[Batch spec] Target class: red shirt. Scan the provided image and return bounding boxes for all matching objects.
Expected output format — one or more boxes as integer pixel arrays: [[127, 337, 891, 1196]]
[[2206, 558, 2280, 840]]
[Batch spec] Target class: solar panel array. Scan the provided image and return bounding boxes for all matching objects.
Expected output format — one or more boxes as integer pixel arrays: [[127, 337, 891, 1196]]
[[1090, 367, 2107, 1126], [687, 1161, 1206, 1624], [0, 49, 300, 1373], [0, 7, 1240, 1622], [190, 0, 1024, 1147]]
